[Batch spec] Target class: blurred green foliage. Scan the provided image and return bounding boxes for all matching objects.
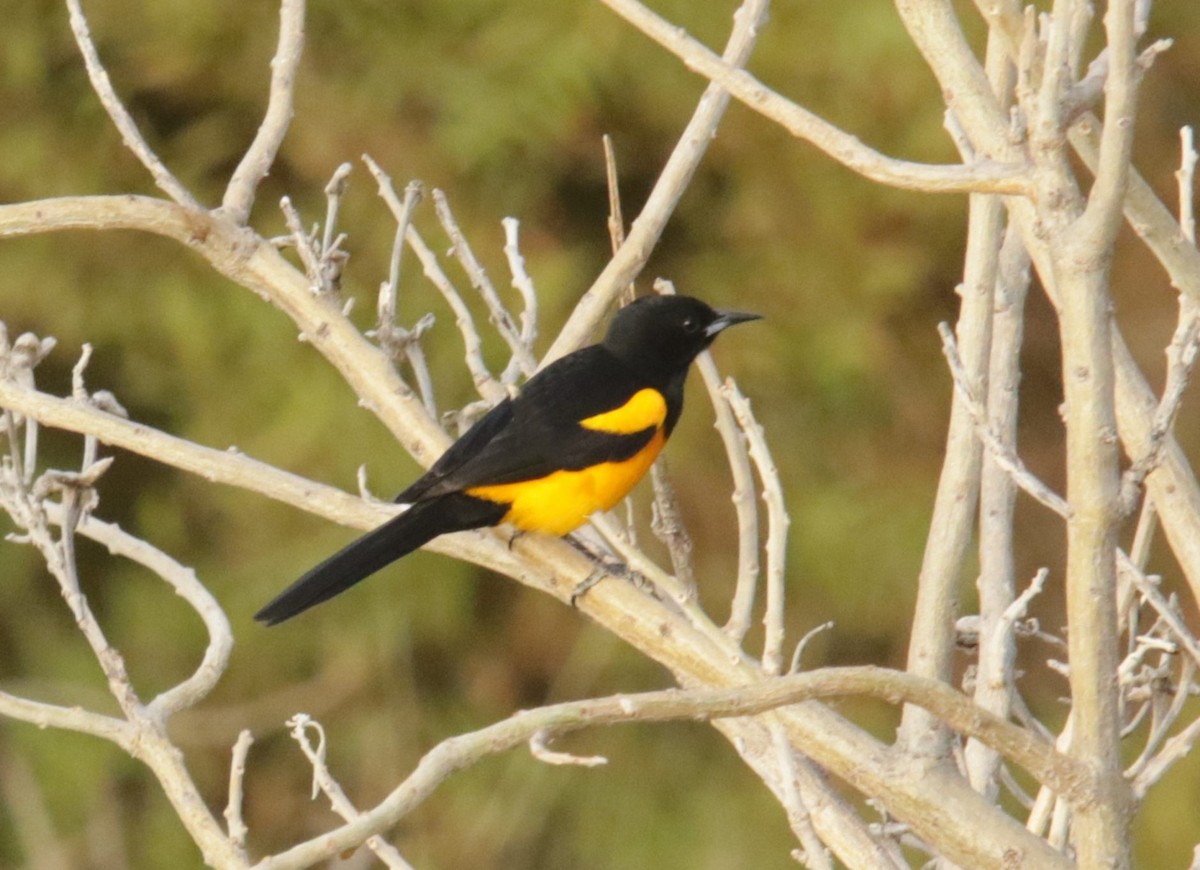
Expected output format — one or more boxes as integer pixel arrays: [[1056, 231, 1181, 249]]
[[1, 0, 1199, 867]]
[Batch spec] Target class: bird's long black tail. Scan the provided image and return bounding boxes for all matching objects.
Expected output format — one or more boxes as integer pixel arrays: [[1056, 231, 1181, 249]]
[[255, 494, 507, 625]]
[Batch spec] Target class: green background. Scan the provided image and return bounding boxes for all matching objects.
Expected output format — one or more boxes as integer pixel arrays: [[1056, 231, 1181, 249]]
[[2, 0, 1199, 866]]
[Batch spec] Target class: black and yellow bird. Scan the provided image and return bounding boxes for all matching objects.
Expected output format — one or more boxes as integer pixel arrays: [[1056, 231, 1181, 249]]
[[255, 294, 759, 625]]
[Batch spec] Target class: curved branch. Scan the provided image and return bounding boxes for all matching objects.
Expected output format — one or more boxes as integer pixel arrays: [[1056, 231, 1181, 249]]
[[41, 504, 234, 721], [255, 666, 1088, 870], [221, 0, 306, 223], [598, 0, 1032, 196], [64, 0, 199, 208]]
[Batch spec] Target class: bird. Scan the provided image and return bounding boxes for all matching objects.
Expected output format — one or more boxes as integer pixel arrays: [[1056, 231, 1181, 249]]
[[255, 294, 760, 625]]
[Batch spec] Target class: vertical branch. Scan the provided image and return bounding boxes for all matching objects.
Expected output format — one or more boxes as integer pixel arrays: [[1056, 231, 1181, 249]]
[[602, 134, 639, 307], [499, 218, 539, 385], [966, 222, 1031, 796], [1056, 2, 1139, 865], [224, 730, 254, 851], [1178, 126, 1197, 245], [900, 164, 1000, 757], [221, 0, 307, 223], [722, 380, 789, 675], [697, 352, 761, 642], [649, 460, 698, 592]]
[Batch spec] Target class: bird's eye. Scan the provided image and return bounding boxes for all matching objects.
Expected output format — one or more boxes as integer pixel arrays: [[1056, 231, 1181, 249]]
[[681, 316, 700, 333]]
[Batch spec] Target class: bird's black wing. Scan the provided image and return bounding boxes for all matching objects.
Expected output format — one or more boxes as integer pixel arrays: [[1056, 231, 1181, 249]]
[[395, 397, 515, 503], [413, 346, 663, 498]]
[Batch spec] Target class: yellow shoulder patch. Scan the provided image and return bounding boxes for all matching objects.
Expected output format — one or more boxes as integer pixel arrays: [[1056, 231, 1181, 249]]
[[578, 388, 667, 435]]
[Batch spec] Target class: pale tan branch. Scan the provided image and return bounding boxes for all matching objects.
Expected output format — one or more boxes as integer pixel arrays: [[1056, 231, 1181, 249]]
[[545, 0, 772, 362], [722, 380, 789, 676], [220, 0, 306, 223], [0, 195, 451, 465], [64, 0, 199, 208], [0, 689, 133, 748], [598, 0, 1032, 197], [224, 730, 254, 852], [256, 667, 1090, 870], [287, 715, 414, 869]]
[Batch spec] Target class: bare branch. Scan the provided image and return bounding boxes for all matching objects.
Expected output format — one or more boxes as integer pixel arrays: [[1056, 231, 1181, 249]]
[[939, 323, 1070, 518], [1179, 126, 1198, 244], [256, 667, 1091, 870], [287, 715, 414, 869], [64, 0, 200, 208], [597, 0, 1033, 196], [649, 459, 697, 593], [697, 352, 760, 642], [221, 0, 306, 223], [722, 380, 789, 675], [768, 720, 833, 870], [544, 0, 773, 362], [1131, 712, 1200, 799], [405, 227, 505, 401], [1076, 0, 1141, 252], [433, 190, 536, 379], [499, 218, 540, 385], [0, 689, 133, 748], [224, 730, 254, 852]]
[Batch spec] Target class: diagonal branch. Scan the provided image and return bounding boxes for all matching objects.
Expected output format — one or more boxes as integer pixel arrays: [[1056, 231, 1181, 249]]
[[544, 0, 772, 362], [597, 0, 1032, 196], [64, 0, 199, 208]]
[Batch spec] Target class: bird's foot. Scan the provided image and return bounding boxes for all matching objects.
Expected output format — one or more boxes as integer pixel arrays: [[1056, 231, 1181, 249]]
[[566, 535, 653, 606]]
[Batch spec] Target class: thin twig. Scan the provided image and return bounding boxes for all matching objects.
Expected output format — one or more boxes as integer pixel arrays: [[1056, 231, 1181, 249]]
[[789, 622, 835, 675], [433, 190, 536, 379], [602, 135, 638, 307], [288, 715, 414, 869], [224, 730, 254, 851], [649, 459, 697, 594], [939, 323, 1070, 518], [64, 0, 200, 208], [499, 218, 539, 386], [722, 379, 789, 675], [1122, 315, 1200, 504], [697, 353, 760, 641], [279, 197, 325, 290], [528, 730, 607, 768], [1117, 551, 1200, 670], [1131, 711, 1200, 799]]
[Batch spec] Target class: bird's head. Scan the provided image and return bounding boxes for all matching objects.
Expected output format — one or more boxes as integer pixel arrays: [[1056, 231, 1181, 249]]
[[602, 295, 760, 374]]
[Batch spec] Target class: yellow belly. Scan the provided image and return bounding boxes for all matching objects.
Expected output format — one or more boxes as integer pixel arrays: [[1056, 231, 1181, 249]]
[[467, 428, 666, 535]]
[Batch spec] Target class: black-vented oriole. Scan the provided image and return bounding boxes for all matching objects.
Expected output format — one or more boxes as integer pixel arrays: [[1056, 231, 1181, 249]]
[[255, 295, 759, 625]]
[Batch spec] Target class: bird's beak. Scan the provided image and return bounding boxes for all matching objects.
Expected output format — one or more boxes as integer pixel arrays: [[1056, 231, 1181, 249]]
[[706, 309, 763, 337]]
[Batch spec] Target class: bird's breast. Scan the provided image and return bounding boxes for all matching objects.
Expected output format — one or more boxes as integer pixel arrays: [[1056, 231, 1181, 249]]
[[466, 427, 667, 535]]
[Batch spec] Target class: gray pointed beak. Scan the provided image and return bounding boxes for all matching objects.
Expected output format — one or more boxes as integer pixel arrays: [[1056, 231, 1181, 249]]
[[706, 309, 763, 337]]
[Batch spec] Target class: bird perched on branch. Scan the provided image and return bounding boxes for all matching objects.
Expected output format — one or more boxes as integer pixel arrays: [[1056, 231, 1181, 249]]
[[256, 294, 759, 625]]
